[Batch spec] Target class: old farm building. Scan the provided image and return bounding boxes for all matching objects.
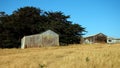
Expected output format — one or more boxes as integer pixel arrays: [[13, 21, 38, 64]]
[[84, 33, 107, 44], [107, 37, 120, 44], [21, 30, 59, 49]]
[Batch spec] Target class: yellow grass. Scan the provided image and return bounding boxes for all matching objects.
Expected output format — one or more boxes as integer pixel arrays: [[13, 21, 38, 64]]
[[0, 44, 120, 68]]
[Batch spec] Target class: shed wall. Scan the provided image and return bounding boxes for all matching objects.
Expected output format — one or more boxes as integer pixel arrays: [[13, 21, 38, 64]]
[[21, 30, 59, 49]]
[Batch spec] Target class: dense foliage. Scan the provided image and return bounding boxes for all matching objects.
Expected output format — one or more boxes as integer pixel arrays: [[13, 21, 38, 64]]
[[0, 6, 85, 48]]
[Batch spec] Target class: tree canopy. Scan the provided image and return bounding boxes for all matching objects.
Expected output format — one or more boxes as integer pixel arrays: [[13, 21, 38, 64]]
[[0, 6, 86, 48]]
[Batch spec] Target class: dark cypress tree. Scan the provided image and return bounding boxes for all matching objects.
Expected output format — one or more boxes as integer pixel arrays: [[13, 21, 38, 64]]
[[0, 6, 86, 48]]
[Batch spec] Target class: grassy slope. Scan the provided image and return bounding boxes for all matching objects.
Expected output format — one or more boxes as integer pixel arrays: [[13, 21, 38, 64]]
[[0, 44, 120, 68]]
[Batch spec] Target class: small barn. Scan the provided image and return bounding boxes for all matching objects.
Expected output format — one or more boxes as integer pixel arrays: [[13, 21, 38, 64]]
[[107, 37, 120, 44], [21, 30, 59, 49], [83, 33, 107, 44]]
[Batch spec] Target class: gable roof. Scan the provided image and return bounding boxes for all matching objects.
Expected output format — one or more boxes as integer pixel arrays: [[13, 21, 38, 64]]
[[22, 30, 58, 38], [84, 33, 107, 38], [107, 36, 120, 40], [40, 30, 58, 36], [94, 33, 107, 37]]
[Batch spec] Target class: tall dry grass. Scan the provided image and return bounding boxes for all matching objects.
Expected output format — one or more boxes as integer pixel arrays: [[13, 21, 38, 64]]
[[0, 44, 120, 68]]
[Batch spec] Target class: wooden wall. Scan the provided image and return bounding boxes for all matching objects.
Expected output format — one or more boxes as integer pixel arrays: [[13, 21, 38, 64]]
[[21, 30, 59, 49]]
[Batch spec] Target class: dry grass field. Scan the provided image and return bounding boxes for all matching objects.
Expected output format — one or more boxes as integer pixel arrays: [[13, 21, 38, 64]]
[[0, 44, 120, 68]]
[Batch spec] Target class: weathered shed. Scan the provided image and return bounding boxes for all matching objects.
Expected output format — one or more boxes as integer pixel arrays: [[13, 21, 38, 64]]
[[83, 33, 107, 44], [21, 30, 59, 49]]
